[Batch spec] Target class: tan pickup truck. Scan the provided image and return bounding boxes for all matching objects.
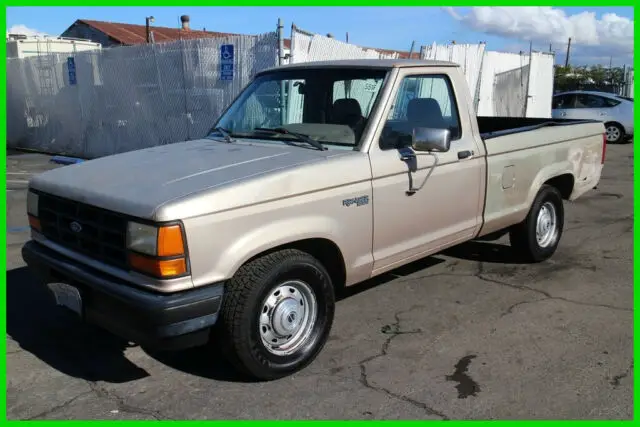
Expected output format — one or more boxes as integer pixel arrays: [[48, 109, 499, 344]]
[[23, 59, 606, 380]]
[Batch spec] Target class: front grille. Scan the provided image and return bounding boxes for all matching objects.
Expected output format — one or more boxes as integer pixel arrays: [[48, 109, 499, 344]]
[[37, 192, 129, 270]]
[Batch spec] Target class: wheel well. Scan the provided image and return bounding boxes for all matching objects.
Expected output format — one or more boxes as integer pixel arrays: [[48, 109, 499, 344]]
[[544, 174, 574, 200], [246, 238, 347, 290], [604, 121, 625, 133]]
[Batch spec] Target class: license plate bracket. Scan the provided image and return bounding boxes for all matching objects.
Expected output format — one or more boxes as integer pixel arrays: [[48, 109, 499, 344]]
[[47, 282, 82, 316]]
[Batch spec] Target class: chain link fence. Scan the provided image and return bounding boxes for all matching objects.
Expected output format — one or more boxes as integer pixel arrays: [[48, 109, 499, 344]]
[[8, 23, 562, 159], [7, 32, 278, 158]]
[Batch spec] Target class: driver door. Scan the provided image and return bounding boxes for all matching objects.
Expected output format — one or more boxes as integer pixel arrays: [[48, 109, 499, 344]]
[[368, 69, 485, 274]]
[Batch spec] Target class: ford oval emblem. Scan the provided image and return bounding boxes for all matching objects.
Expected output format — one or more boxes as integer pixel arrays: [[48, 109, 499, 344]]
[[69, 221, 82, 233]]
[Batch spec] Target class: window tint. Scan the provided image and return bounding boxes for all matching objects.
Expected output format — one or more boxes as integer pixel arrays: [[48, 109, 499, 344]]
[[551, 95, 571, 109], [379, 75, 461, 150], [575, 94, 620, 108], [552, 94, 574, 109]]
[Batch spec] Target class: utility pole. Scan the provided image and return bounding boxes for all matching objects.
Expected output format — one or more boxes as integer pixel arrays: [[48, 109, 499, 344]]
[[145, 16, 154, 43], [564, 37, 571, 68], [609, 56, 613, 88], [346, 32, 349, 43]]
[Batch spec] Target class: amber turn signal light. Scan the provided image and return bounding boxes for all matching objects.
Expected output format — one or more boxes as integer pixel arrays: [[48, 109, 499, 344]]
[[158, 224, 186, 257], [28, 214, 41, 232], [128, 252, 187, 278]]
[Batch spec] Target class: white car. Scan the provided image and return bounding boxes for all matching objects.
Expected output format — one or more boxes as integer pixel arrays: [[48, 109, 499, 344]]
[[552, 91, 633, 143]]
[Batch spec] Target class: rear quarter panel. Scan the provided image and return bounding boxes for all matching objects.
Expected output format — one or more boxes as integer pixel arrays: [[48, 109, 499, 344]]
[[479, 121, 605, 236]]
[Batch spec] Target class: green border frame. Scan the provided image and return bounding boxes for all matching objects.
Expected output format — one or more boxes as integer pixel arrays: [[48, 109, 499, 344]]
[[2, 2, 636, 422]]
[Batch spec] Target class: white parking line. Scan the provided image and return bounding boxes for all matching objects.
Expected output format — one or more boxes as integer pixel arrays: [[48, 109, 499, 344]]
[[7, 172, 32, 175], [7, 180, 29, 184]]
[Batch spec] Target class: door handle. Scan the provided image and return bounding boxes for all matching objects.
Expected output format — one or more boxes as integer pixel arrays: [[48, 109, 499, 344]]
[[458, 150, 473, 160]]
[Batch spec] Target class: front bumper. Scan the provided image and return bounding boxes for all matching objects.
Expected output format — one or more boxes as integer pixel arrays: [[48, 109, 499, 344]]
[[22, 240, 224, 351]]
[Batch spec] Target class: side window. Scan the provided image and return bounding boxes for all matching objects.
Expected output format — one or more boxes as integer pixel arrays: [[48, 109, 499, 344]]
[[379, 74, 461, 150], [603, 97, 622, 107], [552, 95, 570, 109], [552, 94, 577, 109], [575, 94, 618, 109]]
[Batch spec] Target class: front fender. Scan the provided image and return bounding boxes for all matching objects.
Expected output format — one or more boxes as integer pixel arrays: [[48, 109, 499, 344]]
[[183, 199, 374, 288], [221, 215, 345, 279]]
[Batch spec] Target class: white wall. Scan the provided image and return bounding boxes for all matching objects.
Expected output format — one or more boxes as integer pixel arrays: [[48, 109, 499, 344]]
[[476, 50, 554, 118], [525, 52, 554, 118], [476, 51, 530, 116]]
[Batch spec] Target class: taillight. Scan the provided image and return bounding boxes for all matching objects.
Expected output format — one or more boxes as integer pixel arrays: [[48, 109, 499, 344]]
[[601, 133, 607, 164]]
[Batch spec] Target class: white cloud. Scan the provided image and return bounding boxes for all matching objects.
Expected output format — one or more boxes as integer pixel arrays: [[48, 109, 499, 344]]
[[7, 24, 49, 37], [444, 7, 633, 57]]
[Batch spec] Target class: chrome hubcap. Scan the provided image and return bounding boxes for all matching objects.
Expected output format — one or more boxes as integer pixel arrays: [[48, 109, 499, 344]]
[[259, 280, 317, 356], [536, 202, 558, 248], [606, 126, 620, 142]]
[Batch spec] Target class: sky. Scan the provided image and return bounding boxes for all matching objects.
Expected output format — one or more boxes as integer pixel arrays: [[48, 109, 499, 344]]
[[6, 6, 635, 66]]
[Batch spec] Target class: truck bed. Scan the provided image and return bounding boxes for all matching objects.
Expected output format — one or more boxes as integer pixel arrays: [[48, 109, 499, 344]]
[[477, 116, 599, 140]]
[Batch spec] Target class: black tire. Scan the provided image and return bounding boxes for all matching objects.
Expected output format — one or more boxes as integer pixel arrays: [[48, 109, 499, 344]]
[[509, 184, 564, 263], [218, 249, 335, 381], [604, 122, 625, 144]]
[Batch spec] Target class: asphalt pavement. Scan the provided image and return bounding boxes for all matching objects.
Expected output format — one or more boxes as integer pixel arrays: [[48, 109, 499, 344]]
[[6, 144, 634, 420]]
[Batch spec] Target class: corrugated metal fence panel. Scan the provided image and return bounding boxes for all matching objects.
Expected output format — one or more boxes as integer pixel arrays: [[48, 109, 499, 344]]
[[7, 32, 278, 158], [493, 65, 530, 117], [524, 52, 554, 118], [288, 27, 398, 124], [420, 42, 486, 110], [477, 51, 531, 116]]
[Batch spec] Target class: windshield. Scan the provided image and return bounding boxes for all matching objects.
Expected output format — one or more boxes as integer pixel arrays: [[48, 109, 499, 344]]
[[211, 68, 388, 149]]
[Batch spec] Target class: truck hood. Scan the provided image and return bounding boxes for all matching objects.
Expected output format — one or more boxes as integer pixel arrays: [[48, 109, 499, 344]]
[[29, 138, 353, 220]]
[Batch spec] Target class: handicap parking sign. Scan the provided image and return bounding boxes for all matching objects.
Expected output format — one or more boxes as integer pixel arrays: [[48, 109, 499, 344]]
[[220, 44, 234, 81]]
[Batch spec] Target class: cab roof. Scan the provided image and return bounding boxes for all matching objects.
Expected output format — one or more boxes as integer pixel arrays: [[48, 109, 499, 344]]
[[257, 58, 460, 75]]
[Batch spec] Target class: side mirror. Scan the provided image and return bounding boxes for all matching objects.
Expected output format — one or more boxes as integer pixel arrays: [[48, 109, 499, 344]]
[[412, 127, 451, 152]]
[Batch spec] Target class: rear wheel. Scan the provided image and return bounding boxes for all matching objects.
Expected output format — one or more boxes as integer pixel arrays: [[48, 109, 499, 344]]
[[509, 185, 564, 262], [218, 249, 335, 381], [604, 122, 625, 144]]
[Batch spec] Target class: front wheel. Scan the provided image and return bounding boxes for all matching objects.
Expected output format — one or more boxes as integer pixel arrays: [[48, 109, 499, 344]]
[[509, 184, 564, 263], [218, 249, 335, 381]]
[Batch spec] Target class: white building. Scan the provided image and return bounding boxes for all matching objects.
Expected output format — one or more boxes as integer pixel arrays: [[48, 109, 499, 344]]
[[6, 33, 101, 59]]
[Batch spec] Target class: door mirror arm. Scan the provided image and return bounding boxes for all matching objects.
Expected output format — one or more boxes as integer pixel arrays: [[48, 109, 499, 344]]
[[398, 147, 439, 195]]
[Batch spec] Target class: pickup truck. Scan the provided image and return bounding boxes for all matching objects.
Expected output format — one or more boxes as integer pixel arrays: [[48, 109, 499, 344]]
[[22, 59, 606, 381]]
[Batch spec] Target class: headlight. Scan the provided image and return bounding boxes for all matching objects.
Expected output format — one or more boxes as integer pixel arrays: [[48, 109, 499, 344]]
[[27, 191, 39, 216], [126, 221, 188, 279], [126, 222, 158, 256]]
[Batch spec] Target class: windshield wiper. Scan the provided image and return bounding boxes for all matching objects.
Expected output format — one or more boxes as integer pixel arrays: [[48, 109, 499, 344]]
[[254, 127, 327, 151], [211, 126, 235, 143]]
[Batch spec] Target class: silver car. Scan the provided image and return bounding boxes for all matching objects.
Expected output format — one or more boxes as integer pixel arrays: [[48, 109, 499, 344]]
[[552, 90, 633, 143]]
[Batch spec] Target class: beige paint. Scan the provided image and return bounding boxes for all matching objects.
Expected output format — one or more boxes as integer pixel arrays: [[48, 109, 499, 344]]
[[28, 60, 605, 293]]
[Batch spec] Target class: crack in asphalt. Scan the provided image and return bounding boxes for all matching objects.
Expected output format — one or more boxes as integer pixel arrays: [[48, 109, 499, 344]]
[[564, 214, 631, 233], [26, 391, 94, 420], [88, 382, 167, 420], [24, 383, 166, 421], [474, 263, 632, 315], [610, 362, 633, 388], [358, 307, 449, 420]]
